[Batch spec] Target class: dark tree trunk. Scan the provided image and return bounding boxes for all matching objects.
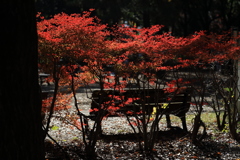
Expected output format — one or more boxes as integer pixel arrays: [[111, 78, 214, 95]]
[[0, 1, 45, 160]]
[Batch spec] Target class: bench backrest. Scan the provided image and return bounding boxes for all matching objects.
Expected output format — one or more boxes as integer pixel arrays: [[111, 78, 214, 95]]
[[91, 88, 191, 117]]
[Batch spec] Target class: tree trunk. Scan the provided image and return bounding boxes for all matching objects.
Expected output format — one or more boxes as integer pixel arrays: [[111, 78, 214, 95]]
[[0, 1, 45, 159]]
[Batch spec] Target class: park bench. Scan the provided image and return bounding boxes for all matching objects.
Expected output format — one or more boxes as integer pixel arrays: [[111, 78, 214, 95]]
[[39, 73, 50, 85], [84, 88, 191, 133], [41, 90, 52, 99]]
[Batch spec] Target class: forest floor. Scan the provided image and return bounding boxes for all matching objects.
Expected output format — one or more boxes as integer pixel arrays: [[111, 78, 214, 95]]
[[44, 103, 240, 160]]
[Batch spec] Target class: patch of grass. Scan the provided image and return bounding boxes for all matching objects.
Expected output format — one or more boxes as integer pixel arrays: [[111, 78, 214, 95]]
[[159, 112, 223, 129]]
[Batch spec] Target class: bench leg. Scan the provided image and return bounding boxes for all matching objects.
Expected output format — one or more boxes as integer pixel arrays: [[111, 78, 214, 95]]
[[83, 117, 90, 137], [180, 115, 188, 131], [166, 114, 188, 131], [166, 114, 171, 128]]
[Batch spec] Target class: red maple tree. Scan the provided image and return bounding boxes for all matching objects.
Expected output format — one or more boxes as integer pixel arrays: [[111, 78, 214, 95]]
[[37, 10, 240, 157]]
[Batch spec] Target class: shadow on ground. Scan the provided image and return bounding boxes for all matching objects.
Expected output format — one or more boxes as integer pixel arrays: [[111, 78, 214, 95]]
[[100, 127, 188, 142]]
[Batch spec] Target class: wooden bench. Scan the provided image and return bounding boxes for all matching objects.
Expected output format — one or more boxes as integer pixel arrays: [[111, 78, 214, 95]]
[[41, 91, 52, 99], [39, 73, 50, 85], [86, 88, 191, 131]]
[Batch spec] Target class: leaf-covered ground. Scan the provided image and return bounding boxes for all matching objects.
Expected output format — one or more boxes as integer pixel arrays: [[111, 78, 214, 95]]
[[45, 114, 240, 160]]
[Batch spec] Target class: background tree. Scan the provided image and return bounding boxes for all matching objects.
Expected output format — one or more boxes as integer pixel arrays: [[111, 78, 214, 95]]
[[0, 1, 44, 159], [36, 0, 240, 36]]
